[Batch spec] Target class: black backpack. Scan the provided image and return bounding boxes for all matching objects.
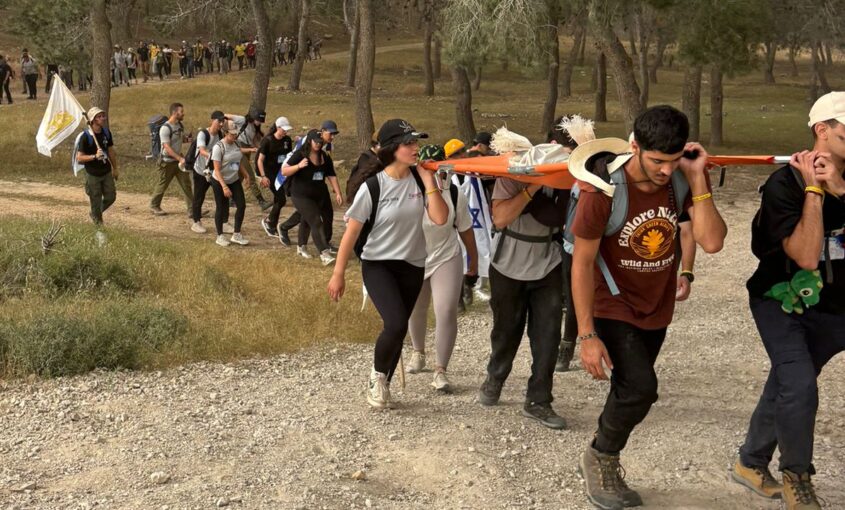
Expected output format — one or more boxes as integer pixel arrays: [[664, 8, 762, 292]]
[[183, 128, 210, 170]]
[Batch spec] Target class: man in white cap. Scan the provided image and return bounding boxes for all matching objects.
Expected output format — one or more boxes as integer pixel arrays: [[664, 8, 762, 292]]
[[258, 116, 295, 238], [76, 107, 118, 225], [732, 92, 845, 510]]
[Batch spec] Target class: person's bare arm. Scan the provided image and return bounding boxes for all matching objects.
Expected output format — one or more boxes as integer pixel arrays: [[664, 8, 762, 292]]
[[491, 184, 542, 230], [328, 219, 365, 301], [420, 170, 448, 226], [678, 143, 727, 254], [327, 176, 343, 205], [108, 147, 119, 179], [676, 221, 694, 301], [781, 151, 825, 270], [572, 235, 613, 381], [458, 228, 479, 275]]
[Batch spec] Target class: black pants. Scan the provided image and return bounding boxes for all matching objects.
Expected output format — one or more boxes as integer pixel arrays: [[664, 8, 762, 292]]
[[363, 259, 425, 380], [280, 193, 333, 243], [487, 263, 563, 405], [1, 77, 11, 103], [192, 171, 213, 223], [290, 195, 329, 252], [266, 170, 287, 229], [211, 178, 245, 235], [739, 297, 845, 474], [25, 74, 37, 98], [593, 318, 667, 455], [128, 68, 136, 81]]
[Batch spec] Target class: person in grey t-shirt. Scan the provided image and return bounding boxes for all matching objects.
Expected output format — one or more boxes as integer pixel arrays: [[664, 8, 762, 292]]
[[190, 110, 225, 234], [149, 102, 194, 216], [210, 120, 252, 247]]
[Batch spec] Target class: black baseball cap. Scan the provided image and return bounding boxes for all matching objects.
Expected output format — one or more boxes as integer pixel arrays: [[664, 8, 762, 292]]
[[321, 120, 339, 134], [249, 108, 266, 122], [377, 119, 428, 147], [473, 131, 493, 146], [211, 110, 225, 121]]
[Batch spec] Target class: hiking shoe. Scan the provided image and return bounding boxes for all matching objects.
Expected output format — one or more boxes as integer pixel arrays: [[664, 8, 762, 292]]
[[222, 223, 235, 234], [478, 376, 503, 406], [782, 470, 822, 510], [297, 246, 312, 259], [150, 206, 167, 216], [279, 229, 291, 247], [406, 351, 426, 374], [579, 445, 625, 510], [431, 370, 452, 393], [731, 459, 782, 499], [556, 340, 576, 372], [261, 218, 278, 237], [522, 402, 568, 430], [216, 235, 231, 247], [230, 233, 249, 246], [191, 221, 207, 234], [320, 250, 336, 266], [367, 369, 391, 409]]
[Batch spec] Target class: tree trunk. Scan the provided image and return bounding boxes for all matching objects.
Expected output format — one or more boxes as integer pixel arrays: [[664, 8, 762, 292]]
[[594, 51, 607, 122], [355, 0, 375, 152], [346, 6, 360, 87], [709, 65, 723, 146], [541, 9, 560, 135], [288, 0, 310, 91], [560, 19, 584, 98], [422, 16, 435, 96], [764, 41, 776, 84], [591, 21, 643, 132], [590, 57, 598, 93], [648, 33, 667, 84], [249, 0, 273, 113], [681, 65, 702, 141], [452, 66, 475, 142], [628, 30, 637, 56], [89, 0, 112, 112], [433, 35, 442, 79], [472, 66, 482, 91], [635, 10, 650, 107], [576, 29, 587, 66], [788, 45, 799, 77], [824, 41, 833, 68], [812, 42, 831, 94]]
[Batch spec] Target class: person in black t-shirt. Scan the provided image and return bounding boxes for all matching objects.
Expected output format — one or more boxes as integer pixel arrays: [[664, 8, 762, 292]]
[[733, 92, 845, 508], [0, 55, 14, 104], [258, 116, 294, 237], [76, 107, 118, 225]]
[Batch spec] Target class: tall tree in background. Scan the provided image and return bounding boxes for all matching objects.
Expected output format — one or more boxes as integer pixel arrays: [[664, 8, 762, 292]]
[[90, 0, 112, 111], [560, 14, 586, 98], [420, 0, 442, 96], [288, 0, 310, 91], [594, 48, 607, 122], [355, 0, 376, 152], [250, 0, 273, 112], [345, 0, 359, 87], [541, 0, 561, 135]]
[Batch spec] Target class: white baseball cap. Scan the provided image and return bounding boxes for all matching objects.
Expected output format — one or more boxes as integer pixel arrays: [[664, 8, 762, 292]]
[[808, 91, 845, 127], [275, 116, 293, 131]]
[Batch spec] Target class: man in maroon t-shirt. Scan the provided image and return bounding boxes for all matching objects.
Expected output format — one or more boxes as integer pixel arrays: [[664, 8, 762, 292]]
[[570, 105, 727, 510]]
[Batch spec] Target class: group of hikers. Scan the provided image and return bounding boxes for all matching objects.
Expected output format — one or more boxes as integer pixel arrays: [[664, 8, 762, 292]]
[[73, 92, 844, 510]]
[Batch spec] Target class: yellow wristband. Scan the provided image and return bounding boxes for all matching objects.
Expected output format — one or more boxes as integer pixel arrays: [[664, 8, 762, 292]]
[[523, 189, 533, 201], [692, 192, 712, 203], [425, 188, 439, 196], [805, 186, 824, 197]]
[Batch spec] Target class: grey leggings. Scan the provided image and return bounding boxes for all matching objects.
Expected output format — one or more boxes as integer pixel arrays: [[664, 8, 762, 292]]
[[408, 253, 464, 370]]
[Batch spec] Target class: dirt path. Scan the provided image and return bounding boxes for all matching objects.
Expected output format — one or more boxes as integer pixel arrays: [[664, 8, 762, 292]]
[[1, 180, 844, 509]]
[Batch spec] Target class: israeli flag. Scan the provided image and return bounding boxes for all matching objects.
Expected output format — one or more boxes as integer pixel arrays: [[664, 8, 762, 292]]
[[454, 175, 493, 278]]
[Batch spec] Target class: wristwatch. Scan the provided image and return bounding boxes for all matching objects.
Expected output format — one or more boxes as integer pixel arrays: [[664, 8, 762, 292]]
[[680, 271, 695, 283]]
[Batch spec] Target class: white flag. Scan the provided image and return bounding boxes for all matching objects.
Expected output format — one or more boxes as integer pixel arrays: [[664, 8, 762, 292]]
[[36, 78, 86, 157], [455, 176, 493, 279]]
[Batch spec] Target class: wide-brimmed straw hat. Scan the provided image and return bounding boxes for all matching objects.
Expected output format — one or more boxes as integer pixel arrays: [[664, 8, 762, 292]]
[[567, 137, 633, 197]]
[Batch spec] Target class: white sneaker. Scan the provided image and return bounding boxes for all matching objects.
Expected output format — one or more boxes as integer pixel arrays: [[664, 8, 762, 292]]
[[431, 370, 452, 393], [320, 249, 336, 266], [230, 233, 249, 245], [297, 246, 312, 259], [216, 235, 231, 247], [367, 369, 391, 409], [406, 351, 426, 374], [191, 221, 207, 234], [222, 223, 235, 234]]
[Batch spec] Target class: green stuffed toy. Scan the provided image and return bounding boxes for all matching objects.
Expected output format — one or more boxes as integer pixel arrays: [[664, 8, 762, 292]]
[[764, 269, 824, 314]]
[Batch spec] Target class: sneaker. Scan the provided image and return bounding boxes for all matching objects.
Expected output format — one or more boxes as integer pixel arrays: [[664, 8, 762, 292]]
[[478, 376, 503, 406], [579, 444, 625, 510], [216, 235, 231, 247], [320, 250, 336, 266], [261, 218, 278, 237], [222, 223, 235, 234], [327, 242, 339, 255], [731, 459, 782, 499], [191, 221, 207, 234], [522, 402, 568, 430], [150, 206, 167, 216], [406, 351, 426, 374], [367, 369, 391, 409], [782, 470, 822, 510], [279, 229, 291, 247], [431, 370, 452, 393], [297, 246, 312, 259], [556, 340, 576, 372], [230, 233, 249, 246]]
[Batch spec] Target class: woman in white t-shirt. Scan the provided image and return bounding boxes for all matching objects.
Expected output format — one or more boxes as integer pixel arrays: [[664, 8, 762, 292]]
[[328, 119, 449, 409], [405, 145, 478, 393], [210, 120, 252, 247]]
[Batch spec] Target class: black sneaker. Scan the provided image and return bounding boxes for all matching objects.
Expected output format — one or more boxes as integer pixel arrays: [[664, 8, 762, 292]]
[[478, 376, 503, 406], [556, 340, 576, 372], [261, 218, 278, 237], [279, 228, 291, 247], [522, 402, 568, 430]]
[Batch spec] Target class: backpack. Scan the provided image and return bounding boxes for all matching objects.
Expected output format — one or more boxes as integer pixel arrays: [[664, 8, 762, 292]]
[[147, 114, 167, 160], [353, 167, 426, 259], [71, 128, 111, 176], [562, 153, 689, 296], [183, 128, 210, 171]]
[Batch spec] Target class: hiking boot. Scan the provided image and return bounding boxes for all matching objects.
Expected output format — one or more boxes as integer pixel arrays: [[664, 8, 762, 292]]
[[297, 246, 312, 259], [150, 206, 167, 216], [367, 369, 391, 409], [478, 376, 503, 406], [320, 250, 336, 266], [523, 402, 568, 430], [406, 351, 426, 374], [230, 233, 249, 246], [556, 340, 576, 372], [261, 218, 277, 237], [222, 223, 235, 234], [279, 229, 291, 247], [216, 235, 231, 247], [431, 369, 452, 393], [730, 459, 782, 499], [579, 445, 625, 510], [782, 470, 822, 510], [191, 221, 207, 234]]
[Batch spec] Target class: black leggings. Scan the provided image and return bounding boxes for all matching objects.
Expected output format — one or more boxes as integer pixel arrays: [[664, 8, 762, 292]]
[[192, 171, 212, 223], [266, 170, 287, 229], [291, 195, 329, 252], [25, 74, 37, 98], [363, 260, 425, 380], [211, 178, 245, 235]]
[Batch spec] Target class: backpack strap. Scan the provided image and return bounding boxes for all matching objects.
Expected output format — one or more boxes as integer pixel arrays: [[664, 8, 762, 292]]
[[365, 173, 381, 229], [449, 184, 459, 229], [604, 168, 629, 236], [409, 166, 425, 194]]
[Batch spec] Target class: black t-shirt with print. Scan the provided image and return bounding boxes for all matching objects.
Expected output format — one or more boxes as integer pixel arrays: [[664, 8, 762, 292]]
[[79, 129, 115, 177], [747, 165, 845, 313], [258, 134, 293, 179], [286, 151, 336, 199]]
